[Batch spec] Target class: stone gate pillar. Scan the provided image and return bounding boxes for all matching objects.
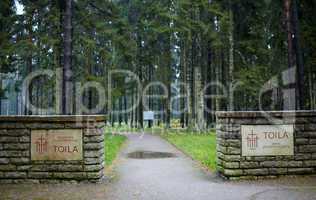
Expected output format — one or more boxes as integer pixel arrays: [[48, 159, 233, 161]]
[[216, 111, 316, 180], [0, 115, 106, 183]]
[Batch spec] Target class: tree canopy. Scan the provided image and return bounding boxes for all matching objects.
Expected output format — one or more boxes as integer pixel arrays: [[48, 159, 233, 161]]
[[0, 0, 315, 129]]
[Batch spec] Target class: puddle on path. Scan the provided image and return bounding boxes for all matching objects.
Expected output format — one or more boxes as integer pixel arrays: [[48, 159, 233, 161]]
[[127, 151, 176, 159]]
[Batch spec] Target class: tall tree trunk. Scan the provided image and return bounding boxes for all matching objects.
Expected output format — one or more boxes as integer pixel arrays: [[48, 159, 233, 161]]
[[86, 44, 94, 114], [119, 97, 123, 126], [187, 37, 196, 129], [25, 10, 34, 115], [130, 91, 134, 128], [284, 0, 295, 69], [0, 78, 2, 115], [62, 0, 73, 114], [228, 4, 234, 111], [53, 0, 63, 114], [165, 51, 172, 129], [195, 65, 205, 131], [206, 41, 213, 127], [165, 82, 171, 129], [308, 72, 314, 109], [180, 39, 187, 128], [195, 29, 205, 131], [124, 95, 128, 125], [111, 108, 115, 127], [137, 41, 143, 128], [292, 0, 305, 109], [284, 0, 297, 110]]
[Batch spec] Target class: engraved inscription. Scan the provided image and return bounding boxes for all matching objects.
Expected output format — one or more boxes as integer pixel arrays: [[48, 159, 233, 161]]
[[242, 125, 294, 156], [31, 129, 83, 161]]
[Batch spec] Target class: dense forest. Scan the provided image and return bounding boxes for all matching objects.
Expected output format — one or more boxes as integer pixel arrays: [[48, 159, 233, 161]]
[[0, 0, 315, 129]]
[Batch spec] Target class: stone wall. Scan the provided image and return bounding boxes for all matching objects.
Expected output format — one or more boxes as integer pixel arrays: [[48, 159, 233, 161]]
[[0, 116, 106, 183], [216, 111, 316, 180]]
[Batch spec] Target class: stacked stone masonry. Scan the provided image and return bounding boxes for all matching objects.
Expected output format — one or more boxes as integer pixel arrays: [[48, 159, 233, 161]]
[[216, 111, 316, 180], [0, 116, 106, 183]]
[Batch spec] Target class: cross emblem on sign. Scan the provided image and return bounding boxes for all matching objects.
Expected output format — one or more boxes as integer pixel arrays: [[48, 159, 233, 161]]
[[35, 135, 48, 154], [246, 130, 258, 148]]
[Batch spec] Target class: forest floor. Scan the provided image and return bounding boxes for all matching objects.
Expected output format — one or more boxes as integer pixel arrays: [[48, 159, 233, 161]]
[[1, 133, 316, 200]]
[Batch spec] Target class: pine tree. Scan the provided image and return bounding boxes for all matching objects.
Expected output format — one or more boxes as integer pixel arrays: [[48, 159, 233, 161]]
[[0, 0, 15, 114]]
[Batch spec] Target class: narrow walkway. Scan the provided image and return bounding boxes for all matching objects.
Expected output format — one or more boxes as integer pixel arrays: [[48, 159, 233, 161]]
[[105, 134, 316, 200], [1, 133, 316, 200]]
